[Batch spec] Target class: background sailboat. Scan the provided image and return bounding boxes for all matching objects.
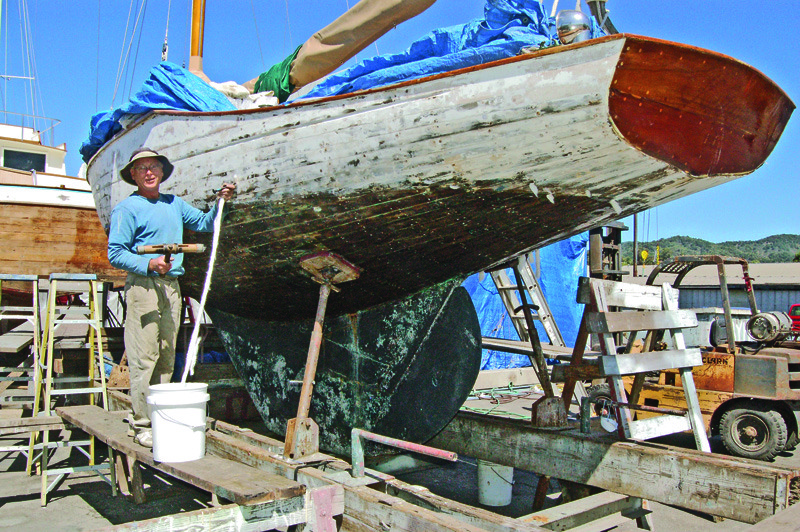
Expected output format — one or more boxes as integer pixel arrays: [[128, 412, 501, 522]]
[[0, 1, 123, 302]]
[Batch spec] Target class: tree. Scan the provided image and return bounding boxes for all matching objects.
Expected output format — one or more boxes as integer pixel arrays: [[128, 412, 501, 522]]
[[793, 250, 800, 263]]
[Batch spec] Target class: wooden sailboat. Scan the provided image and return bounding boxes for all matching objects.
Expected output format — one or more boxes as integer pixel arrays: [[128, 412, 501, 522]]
[[84, 5, 793, 454]]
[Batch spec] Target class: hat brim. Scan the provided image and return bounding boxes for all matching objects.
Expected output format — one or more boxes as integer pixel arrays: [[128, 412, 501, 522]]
[[120, 152, 174, 185]]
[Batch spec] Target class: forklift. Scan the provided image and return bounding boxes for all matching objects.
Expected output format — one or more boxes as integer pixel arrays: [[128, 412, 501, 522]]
[[588, 255, 800, 461]]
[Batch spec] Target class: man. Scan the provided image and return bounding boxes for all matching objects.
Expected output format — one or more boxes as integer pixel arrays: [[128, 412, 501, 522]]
[[107, 148, 235, 448]]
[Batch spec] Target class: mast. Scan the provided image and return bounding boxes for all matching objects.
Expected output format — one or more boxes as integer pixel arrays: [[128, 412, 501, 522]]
[[188, 0, 208, 81]]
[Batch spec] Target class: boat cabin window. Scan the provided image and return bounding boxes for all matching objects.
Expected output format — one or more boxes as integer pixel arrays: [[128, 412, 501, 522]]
[[3, 149, 46, 173]]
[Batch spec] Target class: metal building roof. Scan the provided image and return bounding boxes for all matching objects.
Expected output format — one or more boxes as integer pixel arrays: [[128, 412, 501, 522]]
[[623, 262, 800, 287]]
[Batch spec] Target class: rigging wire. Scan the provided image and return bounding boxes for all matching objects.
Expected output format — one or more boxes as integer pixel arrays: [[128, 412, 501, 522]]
[[1, 0, 7, 120], [18, 0, 32, 121], [125, 1, 148, 102], [112, 0, 137, 107], [655, 207, 659, 242], [95, 0, 101, 111], [184, 0, 190, 68], [25, 0, 48, 141], [112, 0, 147, 108], [18, 0, 47, 138], [249, 0, 266, 71], [283, 0, 292, 55]]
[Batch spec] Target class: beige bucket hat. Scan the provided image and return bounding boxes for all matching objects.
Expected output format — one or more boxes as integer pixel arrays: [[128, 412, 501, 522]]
[[119, 148, 174, 185]]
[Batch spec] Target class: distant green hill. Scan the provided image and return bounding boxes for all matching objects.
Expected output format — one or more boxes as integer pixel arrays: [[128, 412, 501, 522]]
[[620, 234, 800, 265]]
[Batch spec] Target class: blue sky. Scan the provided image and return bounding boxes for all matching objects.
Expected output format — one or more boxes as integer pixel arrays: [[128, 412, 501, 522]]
[[2, 0, 797, 243]]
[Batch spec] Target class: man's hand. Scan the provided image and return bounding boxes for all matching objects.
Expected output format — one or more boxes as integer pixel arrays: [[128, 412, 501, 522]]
[[217, 182, 236, 200], [148, 255, 172, 275]]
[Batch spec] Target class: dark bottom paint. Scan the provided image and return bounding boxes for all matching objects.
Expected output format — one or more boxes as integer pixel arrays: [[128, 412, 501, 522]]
[[208, 280, 482, 456]]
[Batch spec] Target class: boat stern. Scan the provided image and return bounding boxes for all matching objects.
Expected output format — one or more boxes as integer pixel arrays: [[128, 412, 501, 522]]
[[609, 35, 794, 177]]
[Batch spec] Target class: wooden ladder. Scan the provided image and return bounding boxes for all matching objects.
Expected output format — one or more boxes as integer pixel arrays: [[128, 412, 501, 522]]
[[566, 277, 710, 451], [27, 273, 116, 505]]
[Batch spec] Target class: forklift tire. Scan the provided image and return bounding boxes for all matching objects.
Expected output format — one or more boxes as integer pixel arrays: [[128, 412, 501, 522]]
[[587, 384, 615, 418], [719, 404, 788, 461]]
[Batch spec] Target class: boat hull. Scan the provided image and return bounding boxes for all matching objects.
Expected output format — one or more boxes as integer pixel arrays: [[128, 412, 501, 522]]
[[85, 34, 792, 453], [0, 199, 123, 282], [85, 34, 793, 322]]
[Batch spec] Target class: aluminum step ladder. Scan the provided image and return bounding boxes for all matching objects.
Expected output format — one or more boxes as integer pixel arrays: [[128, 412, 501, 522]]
[[489, 254, 565, 348], [0, 274, 42, 458], [567, 277, 710, 451], [488, 254, 589, 408], [27, 273, 116, 505]]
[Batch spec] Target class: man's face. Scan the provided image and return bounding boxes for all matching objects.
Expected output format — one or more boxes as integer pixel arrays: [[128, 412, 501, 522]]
[[131, 156, 164, 196]]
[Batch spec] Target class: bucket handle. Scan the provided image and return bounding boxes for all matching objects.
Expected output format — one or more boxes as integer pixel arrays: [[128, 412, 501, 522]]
[[155, 409, 207, 431]]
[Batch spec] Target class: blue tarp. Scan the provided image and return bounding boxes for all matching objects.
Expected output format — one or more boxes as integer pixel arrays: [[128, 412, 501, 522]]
[[80, 0, 604, 162], [297, 0, 559, 100], [463, 233, 588, 370], [80, 62, 237, 162]]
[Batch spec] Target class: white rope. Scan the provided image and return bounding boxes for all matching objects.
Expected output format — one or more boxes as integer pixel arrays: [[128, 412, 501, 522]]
[[161, 0, 172, 61], [181, 196, 225, 383]]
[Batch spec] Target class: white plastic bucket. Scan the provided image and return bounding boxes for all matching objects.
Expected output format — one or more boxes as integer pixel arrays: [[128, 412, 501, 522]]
[[149, 382, 208, 396], [477, 459, 514, 506], [146, 383, 209, 463]]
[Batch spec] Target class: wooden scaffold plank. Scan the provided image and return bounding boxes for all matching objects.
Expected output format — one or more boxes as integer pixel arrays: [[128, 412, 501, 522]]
[[429, 411, 798, 524], [56, 405, 305, 505]]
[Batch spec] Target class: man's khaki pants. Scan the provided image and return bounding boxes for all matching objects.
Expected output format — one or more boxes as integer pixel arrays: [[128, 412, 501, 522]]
[[124, 273, 182, 433]]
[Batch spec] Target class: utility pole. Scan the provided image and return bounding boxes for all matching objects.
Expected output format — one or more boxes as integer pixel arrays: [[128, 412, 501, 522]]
[[632, 213, 638, 277]]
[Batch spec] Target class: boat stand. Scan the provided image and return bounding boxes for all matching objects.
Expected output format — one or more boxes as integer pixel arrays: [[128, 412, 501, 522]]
[[57, 392, 800, 529], [284, 252, 361, 459]]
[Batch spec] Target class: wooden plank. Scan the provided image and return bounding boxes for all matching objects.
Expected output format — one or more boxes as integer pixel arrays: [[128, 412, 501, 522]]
[[481, 337, 578, 359], [585, 309, 697, 334], [473, 367, 540, 390], [600, 349, 703, 375], [627, 414, 692, 440], [343, 483, 546, 532], [93, 496, 309, 532], [577, 278, 666, 310], [746, 500, 800, 531], [551, 363, 603, 383], [429, 411, 798, 524], [0, 320, 34, 353], [56, 405, 305, 505], [382, 475, 549, 532], [205, 428, 548, 532], [663, 286, 711, 453], [0, 416, 64, 435], [519, 491, 643, 530], [162, 454, 304, 505], [0, 335, 33, 353]]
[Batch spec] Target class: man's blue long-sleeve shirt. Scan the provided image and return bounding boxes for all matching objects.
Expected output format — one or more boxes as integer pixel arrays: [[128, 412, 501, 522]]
[[107, 193, 218, 277]]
